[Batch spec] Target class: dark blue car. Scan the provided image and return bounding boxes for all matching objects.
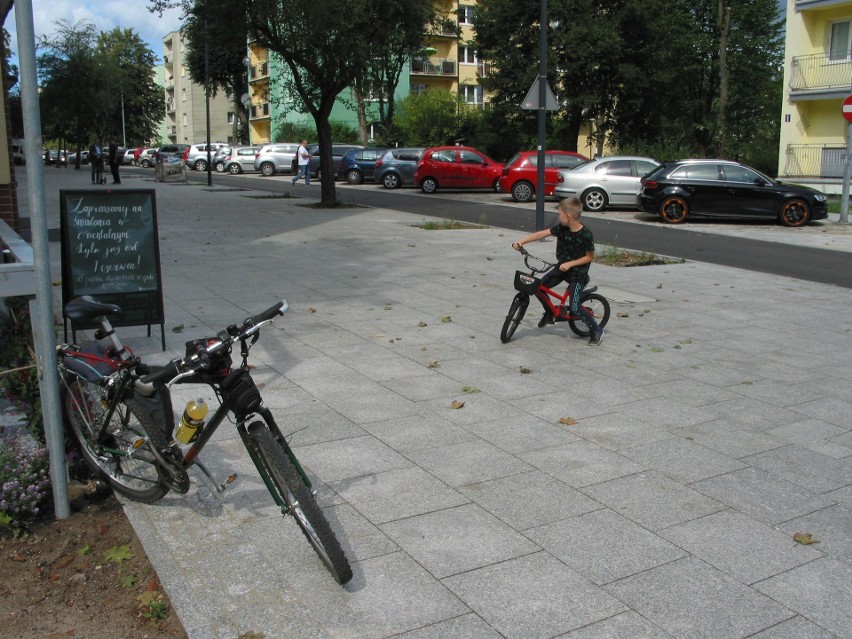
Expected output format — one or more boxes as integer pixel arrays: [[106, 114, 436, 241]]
[[336, 147, 388, 184]]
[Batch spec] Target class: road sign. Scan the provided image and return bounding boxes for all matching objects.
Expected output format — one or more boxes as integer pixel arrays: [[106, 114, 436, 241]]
[[843, 95, 852, 122], [521, 78, 559, 111]]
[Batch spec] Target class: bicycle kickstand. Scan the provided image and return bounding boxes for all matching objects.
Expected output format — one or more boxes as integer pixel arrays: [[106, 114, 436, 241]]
[[193, 459, 238, 493]]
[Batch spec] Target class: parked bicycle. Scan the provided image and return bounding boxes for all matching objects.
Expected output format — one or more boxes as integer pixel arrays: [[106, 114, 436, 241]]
[[501, 246, 611, 343], [57, 295, 353, 585]]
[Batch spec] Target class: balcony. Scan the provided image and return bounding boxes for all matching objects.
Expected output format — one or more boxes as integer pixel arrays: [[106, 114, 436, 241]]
[[783, 144, 847, 178], [411, 57, 457, 77], [166, 99, 175, 113], [250, 103, 270, 119], [789, 53, 852, 95], [250, 62, 269, 82]]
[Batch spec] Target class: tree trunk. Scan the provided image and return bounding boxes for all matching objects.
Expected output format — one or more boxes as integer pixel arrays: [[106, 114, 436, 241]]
[[315, 112, 337, 205], [716, 0, 731, 157]]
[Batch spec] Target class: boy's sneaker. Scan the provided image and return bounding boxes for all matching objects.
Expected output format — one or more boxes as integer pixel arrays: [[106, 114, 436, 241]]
[[589, 328, 604, 345], [538, 311, 554, 328]]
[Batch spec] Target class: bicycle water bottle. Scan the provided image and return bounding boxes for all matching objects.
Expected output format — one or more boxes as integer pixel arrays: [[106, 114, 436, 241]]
[[175, 398, 208, 444]]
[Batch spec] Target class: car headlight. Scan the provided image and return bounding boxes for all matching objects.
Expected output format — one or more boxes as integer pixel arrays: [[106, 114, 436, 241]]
[[813, 194, 827, 202]]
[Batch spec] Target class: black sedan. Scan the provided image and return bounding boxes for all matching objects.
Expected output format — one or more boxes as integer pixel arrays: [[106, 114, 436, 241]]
[[638, 159, 828, 227]]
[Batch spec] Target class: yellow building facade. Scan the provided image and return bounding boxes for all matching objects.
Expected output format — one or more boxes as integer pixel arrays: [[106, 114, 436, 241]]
[[778, 0, 852, 193]]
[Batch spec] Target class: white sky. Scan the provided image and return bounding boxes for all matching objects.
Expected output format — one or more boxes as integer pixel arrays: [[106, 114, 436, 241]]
[[6, 1, 184, 63]]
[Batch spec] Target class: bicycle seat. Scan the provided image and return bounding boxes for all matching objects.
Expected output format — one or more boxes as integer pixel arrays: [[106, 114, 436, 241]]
[[64, 295, 122, 322]]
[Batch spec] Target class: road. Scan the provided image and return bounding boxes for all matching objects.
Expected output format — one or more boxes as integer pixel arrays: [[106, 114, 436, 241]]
[[189, 170, 852, 289]]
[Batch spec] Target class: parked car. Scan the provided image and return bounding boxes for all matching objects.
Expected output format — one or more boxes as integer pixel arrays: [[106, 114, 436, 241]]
[[638, 159, 828, 227], [221, 145, 262, 174], [414, 146, 504, 194], [290, 143, 364, 180], [44, 149, 67, 166], [500, 150, 588, 202], [213, 146, 233, 172], [137, 148, 159, 168], [554, 156, 659, 211], [183, 142, 229, 171], [254, 142, 300, 176], [336, 147, 388, 184], [153, 144, 189, 164], [373, 147, 425, 189], [122, 148, 138, 165]]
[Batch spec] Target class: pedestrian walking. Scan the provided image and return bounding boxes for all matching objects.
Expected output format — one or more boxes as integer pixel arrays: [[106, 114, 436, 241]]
[[89, 138, 104, 184], [107, 138, 121, 184], [291, 140, 311, 186]]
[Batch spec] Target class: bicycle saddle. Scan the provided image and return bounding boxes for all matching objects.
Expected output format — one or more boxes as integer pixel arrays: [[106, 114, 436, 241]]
[[64, 295, 122, 322]]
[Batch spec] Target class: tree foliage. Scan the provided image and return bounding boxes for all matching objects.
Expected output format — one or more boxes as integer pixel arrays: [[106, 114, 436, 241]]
[[36, 20, 163, 157], [475, 0, 783, 170]]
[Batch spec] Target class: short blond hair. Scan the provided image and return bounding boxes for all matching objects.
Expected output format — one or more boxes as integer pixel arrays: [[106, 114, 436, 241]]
[[557, 197, 582, 217]]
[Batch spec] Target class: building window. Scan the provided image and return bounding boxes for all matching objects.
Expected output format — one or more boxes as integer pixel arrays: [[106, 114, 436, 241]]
[[460, 46, 477, 65], [181, 88, 186, 102], [461, 85, 481, 104], [829, 20, 852, 61], [459, 5, 475, 25], [180, 64, 185, 77], [182, 113, 187, 126], [228, 112, 235, 125]]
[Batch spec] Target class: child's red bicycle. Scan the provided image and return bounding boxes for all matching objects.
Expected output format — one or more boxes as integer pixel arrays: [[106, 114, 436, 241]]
[[501, 247, 611, 343]]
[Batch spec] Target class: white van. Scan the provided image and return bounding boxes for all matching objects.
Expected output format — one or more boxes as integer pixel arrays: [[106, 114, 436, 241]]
[[11, 139, 25, 165]]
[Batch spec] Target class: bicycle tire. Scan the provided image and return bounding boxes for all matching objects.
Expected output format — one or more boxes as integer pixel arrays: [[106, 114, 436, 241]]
[[500, 294, 529, 343], [246, 422, 353, 585], [568, 292, 611, 337], [62, 376, 170, 503]]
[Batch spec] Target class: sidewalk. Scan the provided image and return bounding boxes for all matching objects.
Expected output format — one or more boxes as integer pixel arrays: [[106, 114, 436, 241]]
[[19, 166, 852, 638]]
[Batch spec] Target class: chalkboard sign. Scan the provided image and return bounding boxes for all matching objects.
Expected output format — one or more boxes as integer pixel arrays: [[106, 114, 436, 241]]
[[60, 189, 165, 348]]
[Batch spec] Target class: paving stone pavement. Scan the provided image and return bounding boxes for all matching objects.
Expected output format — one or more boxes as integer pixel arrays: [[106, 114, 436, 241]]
[[18, 166, 852, 638]]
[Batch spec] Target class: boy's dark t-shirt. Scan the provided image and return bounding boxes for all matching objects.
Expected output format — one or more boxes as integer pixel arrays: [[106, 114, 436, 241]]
[[550, 223, 595, 278]]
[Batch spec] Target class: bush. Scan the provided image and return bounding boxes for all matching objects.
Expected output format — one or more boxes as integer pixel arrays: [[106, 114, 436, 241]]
[[0, 297, 42, 443], [0, 434, 50, 527]]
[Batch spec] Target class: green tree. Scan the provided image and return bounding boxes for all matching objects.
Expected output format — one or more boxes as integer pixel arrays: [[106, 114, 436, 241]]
[[181, 0, 250, 143], [396, 90, 466, 146]]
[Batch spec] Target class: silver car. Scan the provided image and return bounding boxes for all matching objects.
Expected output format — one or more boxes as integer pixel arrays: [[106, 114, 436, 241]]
[[185, 142, 229, 171], [222, 146, 262, 174], [254, 142, 301, 176], [213, 146, 233, 172], [554, 156, 659, 212]]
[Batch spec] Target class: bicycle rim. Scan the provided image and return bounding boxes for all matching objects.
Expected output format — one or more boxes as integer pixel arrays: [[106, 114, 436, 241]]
[[568, 293, 611, 337], [500, 294, 529, 343], [247, 423, 352, 584], [62, 377, 169, 502]]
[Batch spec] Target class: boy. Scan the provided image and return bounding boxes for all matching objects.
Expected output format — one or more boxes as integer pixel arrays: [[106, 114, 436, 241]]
[[511, 197, 603, 344]]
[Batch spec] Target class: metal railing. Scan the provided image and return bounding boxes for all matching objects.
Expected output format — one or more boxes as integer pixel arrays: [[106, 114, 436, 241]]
[[411, 57, 457, 76], [783, 144, 847, 178], [789, 53, 852, 92]]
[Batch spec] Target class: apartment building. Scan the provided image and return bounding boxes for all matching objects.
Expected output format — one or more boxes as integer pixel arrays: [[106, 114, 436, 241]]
[[778, 0, 852, 194], [246, 1, 494, 144], [162, 31, 235, 146]]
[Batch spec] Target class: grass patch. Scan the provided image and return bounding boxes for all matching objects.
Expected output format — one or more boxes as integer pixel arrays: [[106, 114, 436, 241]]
[[415, 217, 488, 230], [595, 246, 684, 267]]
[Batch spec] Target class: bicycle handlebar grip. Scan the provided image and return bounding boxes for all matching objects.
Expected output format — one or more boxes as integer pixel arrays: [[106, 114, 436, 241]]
[[140, 360, 183, 386], [248, 300, 287, 327]]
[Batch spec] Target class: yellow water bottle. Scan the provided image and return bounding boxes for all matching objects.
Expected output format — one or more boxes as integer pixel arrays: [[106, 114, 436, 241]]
[[175, 398, 208, 444]]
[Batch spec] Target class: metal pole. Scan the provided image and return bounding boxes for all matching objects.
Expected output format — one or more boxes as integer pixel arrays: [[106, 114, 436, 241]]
[[14, 0, 70, 518], [840, 121, 851, 225], [535, 0, 548, 231], [205, 20, 212, 186], [121, 90, 126, 149]]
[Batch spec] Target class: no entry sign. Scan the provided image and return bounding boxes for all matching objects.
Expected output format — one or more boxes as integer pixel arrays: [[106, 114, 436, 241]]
[[843, 95, 852, 123]]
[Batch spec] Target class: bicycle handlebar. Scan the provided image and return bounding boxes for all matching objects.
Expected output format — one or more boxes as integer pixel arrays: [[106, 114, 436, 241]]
[[514, 245, 556, 273], [139, 300, 288, 387]]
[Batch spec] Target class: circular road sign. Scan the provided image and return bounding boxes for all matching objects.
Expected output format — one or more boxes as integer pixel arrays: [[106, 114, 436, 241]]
[[843, 95, 852, 123]]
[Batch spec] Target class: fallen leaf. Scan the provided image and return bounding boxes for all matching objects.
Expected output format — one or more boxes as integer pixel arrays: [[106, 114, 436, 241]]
[[558, 417, 578, 426], [417, 321, 428, 327], [441, 316, 452, 323], [793, 532, 819, 545], [617, 312, 630, 318], [53, 555, 75, 569], [308, 307, 317, 313], [462, 386, 478, 394], [384, 306, 393, 310], [121, 574, 140, 588], [657, 283, 663, 289], [426, 361, 440, 369], [450, 400, 465, 409], [103, 544, 133, 564], [519, 366, 532, 374]]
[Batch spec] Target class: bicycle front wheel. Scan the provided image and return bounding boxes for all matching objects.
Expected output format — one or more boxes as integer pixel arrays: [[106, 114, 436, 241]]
[[62, 376, 170, 502], [247, 422, 353, 585], [501, 293, 529, 343], [568, 292, 611, 337]]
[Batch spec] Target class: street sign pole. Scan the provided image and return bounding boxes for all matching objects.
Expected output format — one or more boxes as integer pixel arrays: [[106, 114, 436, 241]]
[[841, 95, 852, 225], [536, 0, 548, 231]]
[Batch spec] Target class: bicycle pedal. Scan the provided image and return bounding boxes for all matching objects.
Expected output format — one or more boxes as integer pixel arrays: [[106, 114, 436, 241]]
[[220, 473, 238, 490]]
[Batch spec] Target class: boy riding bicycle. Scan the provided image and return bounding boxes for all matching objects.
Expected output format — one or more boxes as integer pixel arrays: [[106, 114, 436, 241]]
[[511, 197, 603, 345]]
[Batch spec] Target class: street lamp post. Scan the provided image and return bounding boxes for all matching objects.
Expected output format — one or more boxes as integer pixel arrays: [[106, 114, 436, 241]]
[[243, 55, 252, 146], [535, 0, 548, 231]]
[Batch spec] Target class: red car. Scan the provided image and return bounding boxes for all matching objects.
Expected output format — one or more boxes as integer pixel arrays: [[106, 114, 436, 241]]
[[500, 150, 588, 202], [414, 146, 503, 194]]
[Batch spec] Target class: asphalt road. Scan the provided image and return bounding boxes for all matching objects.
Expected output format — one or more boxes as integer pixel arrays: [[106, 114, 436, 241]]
[[192, 171, 852, 289]]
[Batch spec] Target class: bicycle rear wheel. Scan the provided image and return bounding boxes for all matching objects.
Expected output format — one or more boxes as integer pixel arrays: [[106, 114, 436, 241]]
[[568, 292, 611, 337], [501, 293, 530, 343], [61, 376, 169, 502], [246, 422, 353, 585]]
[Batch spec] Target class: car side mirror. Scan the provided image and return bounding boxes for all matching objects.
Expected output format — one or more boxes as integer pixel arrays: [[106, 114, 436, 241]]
[[753, 178, 768, 186]]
